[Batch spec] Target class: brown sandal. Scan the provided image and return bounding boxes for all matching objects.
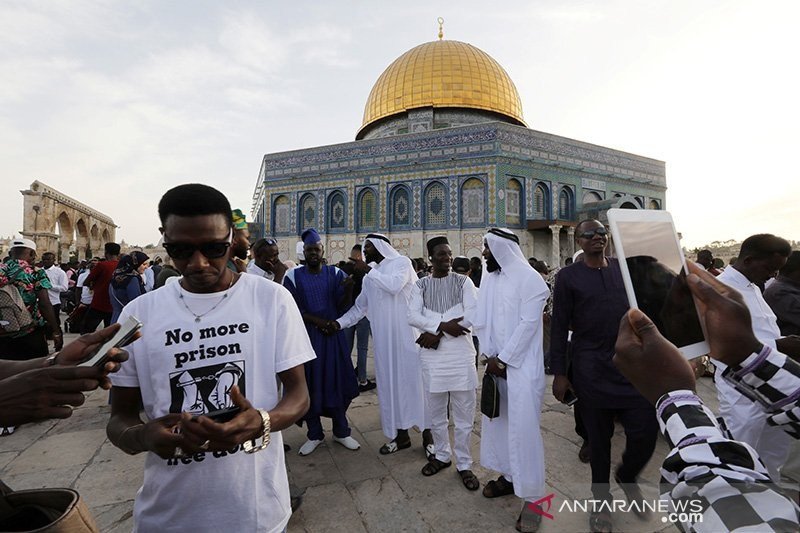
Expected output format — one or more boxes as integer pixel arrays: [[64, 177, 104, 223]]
[[421, 457, 452, 476], [482, 475, 514, 498], [458, 469, 480, 491]]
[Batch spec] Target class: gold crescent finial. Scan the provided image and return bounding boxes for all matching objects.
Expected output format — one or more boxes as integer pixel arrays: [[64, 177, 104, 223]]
[[437, 17, 444, 40]]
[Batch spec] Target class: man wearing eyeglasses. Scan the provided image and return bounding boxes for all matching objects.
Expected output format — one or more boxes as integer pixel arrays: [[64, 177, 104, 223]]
[[107, 183, 314, 532], [549, 219, 658, 532]]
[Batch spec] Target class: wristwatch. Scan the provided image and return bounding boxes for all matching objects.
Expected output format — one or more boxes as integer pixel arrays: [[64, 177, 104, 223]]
[[243, 409, 271, 454]]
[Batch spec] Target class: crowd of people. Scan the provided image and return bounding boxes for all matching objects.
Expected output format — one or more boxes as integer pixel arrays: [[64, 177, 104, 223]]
[[1, 182, 799, 532]]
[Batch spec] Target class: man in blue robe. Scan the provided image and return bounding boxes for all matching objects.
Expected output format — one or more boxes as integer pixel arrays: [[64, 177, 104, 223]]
[[283, 228, 360, 455]]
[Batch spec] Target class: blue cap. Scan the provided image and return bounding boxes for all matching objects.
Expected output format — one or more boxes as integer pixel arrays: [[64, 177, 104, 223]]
[[301, 228, 322, 245]]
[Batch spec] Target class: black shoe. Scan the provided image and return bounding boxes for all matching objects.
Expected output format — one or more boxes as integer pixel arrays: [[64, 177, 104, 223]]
[[358, 379, 376, 392]]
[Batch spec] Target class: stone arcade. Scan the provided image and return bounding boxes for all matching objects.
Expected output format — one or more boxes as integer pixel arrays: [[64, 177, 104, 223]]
[[20, 180, 116, 262]]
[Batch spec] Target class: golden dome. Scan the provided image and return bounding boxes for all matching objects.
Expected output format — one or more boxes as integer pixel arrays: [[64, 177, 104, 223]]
[[358, 40, 526, 138]]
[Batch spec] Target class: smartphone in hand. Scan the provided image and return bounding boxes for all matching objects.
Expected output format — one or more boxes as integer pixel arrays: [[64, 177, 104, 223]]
[[194, 406, 241, 423], [78, 315, 143, 367]]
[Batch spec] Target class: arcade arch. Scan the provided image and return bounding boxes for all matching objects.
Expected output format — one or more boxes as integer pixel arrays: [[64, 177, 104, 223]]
[[20, 181, 116, 262]]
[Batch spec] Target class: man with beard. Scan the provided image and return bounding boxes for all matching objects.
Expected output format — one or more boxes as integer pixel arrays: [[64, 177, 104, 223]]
[[473, 228, 549, 532], [331, 234, 432, 456], [283, 228, 360, 455], [408, 236, 479, 490], [228, 209, 251, 273], [550, 219, 658, 533]]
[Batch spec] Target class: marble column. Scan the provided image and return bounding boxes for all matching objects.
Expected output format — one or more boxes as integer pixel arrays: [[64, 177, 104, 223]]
[[566, 227, 576, 260], [549, 224, 561, 269]]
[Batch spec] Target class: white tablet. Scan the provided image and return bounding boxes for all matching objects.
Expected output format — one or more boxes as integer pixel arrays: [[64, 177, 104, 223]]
[[607, 209, 709, 359]]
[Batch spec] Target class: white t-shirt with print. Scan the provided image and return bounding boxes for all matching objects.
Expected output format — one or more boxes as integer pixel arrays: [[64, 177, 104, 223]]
[[111, 273, 315, 533]]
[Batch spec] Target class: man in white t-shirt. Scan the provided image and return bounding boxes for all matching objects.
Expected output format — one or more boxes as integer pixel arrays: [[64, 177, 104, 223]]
[[107, 184, 314, 533], [42, 252, 69, 326], [75, 258, 98, 306]]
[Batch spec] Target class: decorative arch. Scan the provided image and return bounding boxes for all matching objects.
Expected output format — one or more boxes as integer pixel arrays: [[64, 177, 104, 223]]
[[55, 211, 73, 240], [533, 182, 549, 219], [273, 195, 290, 234], [620, 201, 638, 209], [75, 218, 88, 239], [423, 181, 447, 228], [327, 190, 347, 231], [389, 185, 411, 228], [298, 193, 318, 233], [558, 187, 574, 219], [90, 224, 99, 240], [357, 188, 377, 231], [582, 191, 603, 204], [505, 178, 523, 226], [649, 199, 660, 210], [460, 177, 485, 227], [101, 228, 110, 242]]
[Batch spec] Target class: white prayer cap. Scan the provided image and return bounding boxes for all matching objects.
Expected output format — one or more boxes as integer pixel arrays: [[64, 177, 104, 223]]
[[10, 238, 36, 252], [295, 241, 305, 261], [363, 233, 399, 260]]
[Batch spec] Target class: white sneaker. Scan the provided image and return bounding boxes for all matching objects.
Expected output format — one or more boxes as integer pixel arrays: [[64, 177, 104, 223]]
[[298, 439, 324, 456], [333, 435, 361, 451]]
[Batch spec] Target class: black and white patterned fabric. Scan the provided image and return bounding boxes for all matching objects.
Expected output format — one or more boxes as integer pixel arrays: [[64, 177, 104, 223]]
[[657, 346, 800, 531]]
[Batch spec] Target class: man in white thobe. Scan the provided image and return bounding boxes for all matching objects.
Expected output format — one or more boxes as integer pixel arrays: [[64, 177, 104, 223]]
[[712, 233, 798, 481], [473, 228, 549, 532], [408, 236, 479, 490], [334, 233, 431, 455]]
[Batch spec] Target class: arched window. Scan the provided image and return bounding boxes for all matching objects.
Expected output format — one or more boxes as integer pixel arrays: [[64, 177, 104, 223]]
[[533, 183, 549, 219], [635, 197, 644, 208], [327, 191, 346, 231], [273, 195, 290, 234], [357, 189, 377, 231], [461, 178, 485, 226], [299, 194, 317, 232], [582, 191, 602, 204], [505, 178, 523, 226], [558, 187, 573, 219], [390, 186, 410, 228], [424, 181, 447, 228], [649, 199, 660, 210]]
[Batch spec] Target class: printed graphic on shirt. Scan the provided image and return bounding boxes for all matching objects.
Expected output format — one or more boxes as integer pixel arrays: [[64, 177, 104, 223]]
[[168, 361, 246, 416]]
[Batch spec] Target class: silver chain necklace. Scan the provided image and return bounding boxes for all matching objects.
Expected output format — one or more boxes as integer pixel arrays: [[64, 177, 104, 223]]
[[178, 274, 236, 323]]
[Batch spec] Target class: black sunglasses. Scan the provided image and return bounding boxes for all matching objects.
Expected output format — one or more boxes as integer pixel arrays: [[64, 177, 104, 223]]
[[164, 241, 231, 260], [578, 227, 609, 239]]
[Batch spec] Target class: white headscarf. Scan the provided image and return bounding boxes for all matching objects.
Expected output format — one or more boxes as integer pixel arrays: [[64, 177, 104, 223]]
[[473, 228, 533, 350], [363, 233, 400, 261]]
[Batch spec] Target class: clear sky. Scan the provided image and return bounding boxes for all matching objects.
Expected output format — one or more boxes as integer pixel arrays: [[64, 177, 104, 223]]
[[1, 0, 797, 250]]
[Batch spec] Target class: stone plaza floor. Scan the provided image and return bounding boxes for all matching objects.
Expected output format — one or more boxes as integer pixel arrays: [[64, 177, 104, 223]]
[[0, 332, 719, 532]]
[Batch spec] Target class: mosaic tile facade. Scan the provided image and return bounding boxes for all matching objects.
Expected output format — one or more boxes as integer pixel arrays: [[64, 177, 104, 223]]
[[251, 121, 666, 262]]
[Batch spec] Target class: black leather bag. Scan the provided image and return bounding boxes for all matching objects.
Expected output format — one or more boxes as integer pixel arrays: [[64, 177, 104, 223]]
[[481, 372, 500, 418]]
